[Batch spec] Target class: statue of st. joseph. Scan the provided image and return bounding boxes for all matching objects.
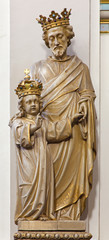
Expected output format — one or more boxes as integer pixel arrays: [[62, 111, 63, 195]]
[[30, 8, 96, 221]]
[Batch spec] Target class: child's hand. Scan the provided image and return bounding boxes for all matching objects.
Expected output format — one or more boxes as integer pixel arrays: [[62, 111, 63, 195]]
[[35, 113, 42, 130], [71, 113, 84, 126], [30, 114, 42, 135]]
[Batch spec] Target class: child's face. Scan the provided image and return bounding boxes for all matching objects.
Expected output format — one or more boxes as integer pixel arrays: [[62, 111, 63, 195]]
[[23, 95, 40, 116]]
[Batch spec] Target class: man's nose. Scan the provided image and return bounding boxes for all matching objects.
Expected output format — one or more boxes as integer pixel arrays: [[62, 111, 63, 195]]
[[31, 101, 35, 106], [54, 37, 59, 46]]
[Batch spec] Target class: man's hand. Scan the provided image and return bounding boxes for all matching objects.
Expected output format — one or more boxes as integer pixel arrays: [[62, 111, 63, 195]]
[[79, 102, 88, 119], [71, 113, 84, 126]]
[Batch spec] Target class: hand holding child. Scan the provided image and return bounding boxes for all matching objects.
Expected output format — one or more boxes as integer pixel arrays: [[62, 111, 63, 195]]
[[71, 113, 84, 127]]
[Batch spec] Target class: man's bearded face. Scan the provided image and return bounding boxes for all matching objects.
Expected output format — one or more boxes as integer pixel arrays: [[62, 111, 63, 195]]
[[47, 27, 68, 58]]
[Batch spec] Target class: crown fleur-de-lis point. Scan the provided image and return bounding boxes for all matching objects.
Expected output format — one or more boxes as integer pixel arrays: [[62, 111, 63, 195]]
[[24, 68, 30, 80], [24, 68, 30, 76]]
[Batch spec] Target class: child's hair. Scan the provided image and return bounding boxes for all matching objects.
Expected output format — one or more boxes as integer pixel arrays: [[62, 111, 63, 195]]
[[9, 95, 42, 127], [9, 97, 25, 127]]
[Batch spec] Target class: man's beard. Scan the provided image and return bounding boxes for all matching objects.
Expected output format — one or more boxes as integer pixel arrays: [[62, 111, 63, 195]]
[[52, 46, 66, 58]]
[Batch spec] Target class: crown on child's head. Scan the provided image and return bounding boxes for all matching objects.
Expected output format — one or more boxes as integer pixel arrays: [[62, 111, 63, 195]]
[[15, 69, 43, 99], [36, 8, 71, 32]]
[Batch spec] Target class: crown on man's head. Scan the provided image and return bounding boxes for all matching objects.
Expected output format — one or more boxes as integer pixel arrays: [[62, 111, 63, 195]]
[[15, 69, 42, 99], [36, 8, 71, 31]]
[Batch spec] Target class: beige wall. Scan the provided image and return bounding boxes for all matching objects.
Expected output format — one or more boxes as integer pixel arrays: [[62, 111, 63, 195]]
[[0, 1, 10, 240], [100, 34, 109, 240], [2, 1, 109, 240]]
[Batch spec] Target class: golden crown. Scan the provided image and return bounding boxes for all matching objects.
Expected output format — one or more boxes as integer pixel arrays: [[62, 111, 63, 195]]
[[15, 69, 43, 99], [36, 8, 71, 31]]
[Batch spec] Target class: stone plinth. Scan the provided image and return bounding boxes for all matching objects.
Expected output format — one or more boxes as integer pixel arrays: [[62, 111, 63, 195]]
[[14, 221, 92, 240], [18, 220, 86, 231]]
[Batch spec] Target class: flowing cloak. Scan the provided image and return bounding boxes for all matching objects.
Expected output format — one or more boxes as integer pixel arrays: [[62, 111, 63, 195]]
[[31, 55, 96, 220], [12, 116, 72, 224]]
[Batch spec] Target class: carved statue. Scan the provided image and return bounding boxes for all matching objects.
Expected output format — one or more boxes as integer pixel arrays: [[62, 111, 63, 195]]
[[10, 8, 96, 227], [10, 69, 83, 224], [30, 8, 96, 221]]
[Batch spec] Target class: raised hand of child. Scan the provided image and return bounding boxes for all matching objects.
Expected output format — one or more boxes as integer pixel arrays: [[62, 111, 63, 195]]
[[35, 113, 42, 130]]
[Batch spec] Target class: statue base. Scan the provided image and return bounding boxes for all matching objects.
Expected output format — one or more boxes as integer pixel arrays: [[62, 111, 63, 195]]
[[14, 221, 92, 240]]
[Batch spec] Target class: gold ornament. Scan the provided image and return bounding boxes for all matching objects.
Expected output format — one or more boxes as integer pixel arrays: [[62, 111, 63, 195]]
[[15, 69, 42, 98], [36, 8, 71, 31], [24, 68, 31, 80]]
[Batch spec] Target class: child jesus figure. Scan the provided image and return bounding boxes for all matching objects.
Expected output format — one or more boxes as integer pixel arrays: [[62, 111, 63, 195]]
[[10, 70, 83, 224]]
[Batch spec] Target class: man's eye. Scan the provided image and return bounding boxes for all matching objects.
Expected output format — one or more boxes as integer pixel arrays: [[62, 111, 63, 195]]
[[49, 36, 54, 41], [58, 34, 63, 38]]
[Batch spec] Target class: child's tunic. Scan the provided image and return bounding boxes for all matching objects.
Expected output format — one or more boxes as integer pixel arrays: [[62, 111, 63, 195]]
[[12, 116, 72, 223]]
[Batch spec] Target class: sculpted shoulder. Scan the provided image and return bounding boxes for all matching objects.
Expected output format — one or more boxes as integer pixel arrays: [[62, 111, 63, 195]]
[[30, 56, 90, 84], [73, 55, 89, 71], [30, 59, 49, 80]]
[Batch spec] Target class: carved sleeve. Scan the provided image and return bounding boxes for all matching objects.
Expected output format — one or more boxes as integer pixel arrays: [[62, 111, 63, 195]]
[[77, 64, 96, 141], [78, 63, 96, 103], [12, 119, 34, 148], [46, 118, 72, 143]]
